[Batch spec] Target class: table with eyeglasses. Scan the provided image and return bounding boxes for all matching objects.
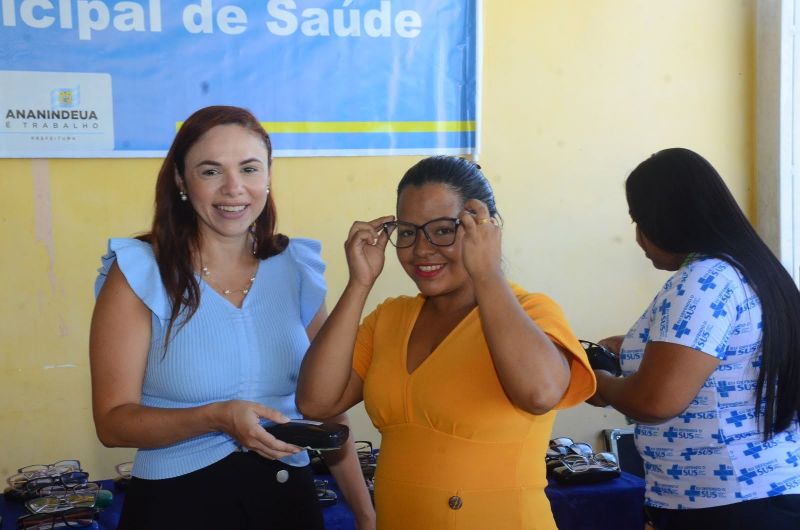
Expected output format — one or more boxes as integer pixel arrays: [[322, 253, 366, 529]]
[[0, 475, 354, 530], [1, 473, 645, 530]]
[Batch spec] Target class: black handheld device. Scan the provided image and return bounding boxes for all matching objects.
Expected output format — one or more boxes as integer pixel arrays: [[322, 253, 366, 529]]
[[579, 339, 622, 377], [264, 420, 349, 450]]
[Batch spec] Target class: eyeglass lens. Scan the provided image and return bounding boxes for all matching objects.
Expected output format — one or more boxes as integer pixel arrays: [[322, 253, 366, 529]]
[[19, 461, 81, 477], [25, 472, 89, 492], [25, 490, 98, 514], [387, 218, 459, 248], [37, 483, 99, 497], [115, 462, 132, 479]]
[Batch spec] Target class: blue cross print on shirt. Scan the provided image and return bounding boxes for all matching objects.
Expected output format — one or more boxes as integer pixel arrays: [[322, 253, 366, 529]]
[[650, 481, 670, 497], [681, 447, 697, 461], [768, 482, 788, 496], [667, 464, 683, 480], [726, 410, 750, 429], [737, 467, 758, 485], [713, 464, 735, 481], [639, 328, 650, 343], [643, 446, 662, 460], [711, 429, 729, 445], [663, 427, 679, 443], [786, 452, 800, 467], [698, 275, 717, 291], [676, 282, 686, 296], [743, 442, 764, 459], [673, 319, 691, 338], [659, 299, 671, 315], [716, 381, 736, 398], [710, 301, 727, 318], [683, 485, 702, 502]]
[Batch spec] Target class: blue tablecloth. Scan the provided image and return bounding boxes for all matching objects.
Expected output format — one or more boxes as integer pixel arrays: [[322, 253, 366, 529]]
[[1, 472, 645, 529], [546, 471, 646, 529]]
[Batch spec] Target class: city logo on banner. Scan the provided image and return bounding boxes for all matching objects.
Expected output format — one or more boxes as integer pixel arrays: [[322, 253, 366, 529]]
[[0, 71, 114, 155]]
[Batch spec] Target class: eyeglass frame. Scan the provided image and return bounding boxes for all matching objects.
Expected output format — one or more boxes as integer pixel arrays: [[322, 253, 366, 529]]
[[24, 471, 89, 494], [33, 482, 100, 498], [554, 452, 620, 472], [18, 461, 81, 478], [382, 217, 463, 249], [16, 506, 97, 529], [24, 487, 99, 514], [115, 462, 132, 480], [8, 461, 83, 491]]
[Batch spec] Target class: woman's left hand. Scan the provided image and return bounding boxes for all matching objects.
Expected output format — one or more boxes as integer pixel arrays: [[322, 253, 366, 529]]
[[459, 198, 502, 281]]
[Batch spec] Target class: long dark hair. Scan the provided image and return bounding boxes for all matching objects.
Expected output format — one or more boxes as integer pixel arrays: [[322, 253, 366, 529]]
[[626, 147, 800, 439], [397, 155, 500, 220], [140, 105, 288, 345]]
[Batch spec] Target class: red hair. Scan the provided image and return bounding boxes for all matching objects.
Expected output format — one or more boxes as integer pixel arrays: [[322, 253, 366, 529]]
[[139, 106, 287, 346]]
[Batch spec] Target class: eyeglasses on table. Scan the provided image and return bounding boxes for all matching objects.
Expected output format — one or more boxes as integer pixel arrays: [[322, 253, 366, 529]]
[[24, 486, 100, 515], [24, 472, 90, 495], [16, 506, 97, 529], [7, 461, 83, 491]]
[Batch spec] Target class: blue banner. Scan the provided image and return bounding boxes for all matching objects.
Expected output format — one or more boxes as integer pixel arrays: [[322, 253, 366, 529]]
[[0, 0, 480, 157]]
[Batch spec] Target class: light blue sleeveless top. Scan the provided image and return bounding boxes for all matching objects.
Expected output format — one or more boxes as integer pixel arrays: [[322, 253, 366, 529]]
[[94, 237, 326, 480]]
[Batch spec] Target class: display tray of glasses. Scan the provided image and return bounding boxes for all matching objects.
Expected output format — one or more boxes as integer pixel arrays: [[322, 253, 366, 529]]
[[309, 440, 377, 505], [546, 437, 621, 485], [4, 459, 115, 530]]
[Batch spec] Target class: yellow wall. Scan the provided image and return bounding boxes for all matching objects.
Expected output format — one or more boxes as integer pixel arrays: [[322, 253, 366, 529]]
[[0, 1, 755, 480]]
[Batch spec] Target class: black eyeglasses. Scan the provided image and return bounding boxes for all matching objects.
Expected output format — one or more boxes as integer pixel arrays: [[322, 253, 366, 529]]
[[383, 217, 462, 248], [24, 472, 89, 494]]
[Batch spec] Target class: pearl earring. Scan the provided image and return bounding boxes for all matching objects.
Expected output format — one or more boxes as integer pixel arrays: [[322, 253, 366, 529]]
[[179, 190, 188, 202], [266, 185, 270, 194]]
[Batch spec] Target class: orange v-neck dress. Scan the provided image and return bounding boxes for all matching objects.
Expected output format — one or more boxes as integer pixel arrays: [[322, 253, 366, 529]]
[[352, 284, 596, 530]]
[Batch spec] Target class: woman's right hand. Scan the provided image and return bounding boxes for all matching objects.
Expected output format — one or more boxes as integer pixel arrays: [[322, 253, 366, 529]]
[[214, 400, 302, 460], [344, 216, 395, 288], [598, 335, 625, 355]]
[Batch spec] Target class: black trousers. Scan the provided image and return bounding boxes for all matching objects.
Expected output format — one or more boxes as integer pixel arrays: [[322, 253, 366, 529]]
[[647, 494, 800, 530], [118, 451, 324, 530]]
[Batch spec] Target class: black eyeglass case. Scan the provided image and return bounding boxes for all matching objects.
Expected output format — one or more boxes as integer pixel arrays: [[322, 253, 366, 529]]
[[264, 420, 349, 450]]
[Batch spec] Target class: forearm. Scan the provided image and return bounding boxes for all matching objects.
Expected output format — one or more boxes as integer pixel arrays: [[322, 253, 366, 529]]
[[297, 281, 370, 416], [321, 415, 376, 529], [473, 273, 570, 414], [93, 401, 223, 448], [594, 371, 671, 424]]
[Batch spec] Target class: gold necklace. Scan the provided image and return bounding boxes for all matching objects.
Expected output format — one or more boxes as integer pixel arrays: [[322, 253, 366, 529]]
[[200, 262, 258, 296]]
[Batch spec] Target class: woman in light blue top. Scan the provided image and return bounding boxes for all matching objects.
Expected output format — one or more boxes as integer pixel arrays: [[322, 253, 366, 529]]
[[90, 106, 375, 530]]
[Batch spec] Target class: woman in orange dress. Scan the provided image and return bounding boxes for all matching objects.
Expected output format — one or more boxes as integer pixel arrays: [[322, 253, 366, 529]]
[[297, 156, 595, 529]]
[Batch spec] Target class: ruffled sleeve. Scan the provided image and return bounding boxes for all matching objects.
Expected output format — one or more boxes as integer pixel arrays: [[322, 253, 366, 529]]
[[286, 238, 327, 327], [512, 285, 596, 409], [94, 238, 172, 322]]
